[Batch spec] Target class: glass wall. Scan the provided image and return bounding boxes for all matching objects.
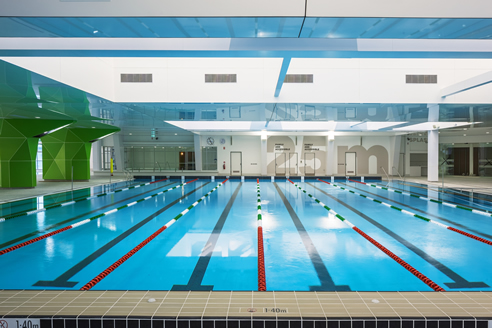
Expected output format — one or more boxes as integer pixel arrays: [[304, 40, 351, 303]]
[[439, 143, 492, 177], [124, 146, 195, 172], [202, 146, 217, 171]]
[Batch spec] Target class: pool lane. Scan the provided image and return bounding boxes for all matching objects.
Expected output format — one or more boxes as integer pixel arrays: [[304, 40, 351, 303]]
[[304, 181, 492, 291], [381, 180, 492, 212], [81, 179, 234, 290], [341, 181, 492, 241], [0, 179, 208, 290], [0, 180, 178, 249], [0, 179, 140, 218]]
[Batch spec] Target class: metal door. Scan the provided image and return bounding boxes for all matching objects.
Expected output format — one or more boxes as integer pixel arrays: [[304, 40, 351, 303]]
[[305, 153, 315, 175], [230, 152, 242, 175], [289, 152, 298, 175], [275, 153, 286, 175], [345, 152, 356, 176]]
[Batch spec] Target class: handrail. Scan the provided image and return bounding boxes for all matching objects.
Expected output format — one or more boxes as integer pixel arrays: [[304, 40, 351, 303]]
[[380, 166, 391, 182], [392, 166, 405, 182], [156, 162, 162, 172]]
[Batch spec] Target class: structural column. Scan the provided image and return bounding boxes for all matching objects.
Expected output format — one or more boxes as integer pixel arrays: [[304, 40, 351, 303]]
[[261, 135, 267, 176], [326, 134, 335, 176], [427, 104, 439, 182], [194, 134, 202, 172], [428, 130, 439, 181]]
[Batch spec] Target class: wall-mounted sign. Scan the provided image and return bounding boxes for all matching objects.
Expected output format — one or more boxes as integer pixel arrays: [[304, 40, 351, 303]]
[[274, 143, 291, 151], [304, 143, 320, 151]]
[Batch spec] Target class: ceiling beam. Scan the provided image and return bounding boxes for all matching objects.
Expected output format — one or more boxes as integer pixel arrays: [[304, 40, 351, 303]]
[[441, 70, 492, 98], [274, 57, 291, 97]]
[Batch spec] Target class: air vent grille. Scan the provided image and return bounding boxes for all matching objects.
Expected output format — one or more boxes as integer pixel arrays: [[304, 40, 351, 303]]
[[205, 74, 237, 83], [121, 74, 153, 83], [406, 75, 437, 84], [284, 74, 314, 83]]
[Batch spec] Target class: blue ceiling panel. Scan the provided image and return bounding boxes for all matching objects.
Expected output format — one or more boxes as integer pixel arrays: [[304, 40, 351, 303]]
[[1, 17, 491, 39]]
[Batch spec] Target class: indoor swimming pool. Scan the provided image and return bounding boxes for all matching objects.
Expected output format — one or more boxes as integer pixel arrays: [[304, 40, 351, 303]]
[[0, 177, 491, 292]]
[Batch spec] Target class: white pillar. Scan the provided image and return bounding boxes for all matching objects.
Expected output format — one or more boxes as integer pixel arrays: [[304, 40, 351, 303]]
[[326, 136, 335, 176], [194, 134, 202, 172], [390, 136, 402, 176], [428, 130, 439, 181], [261, 138, 267, 176]]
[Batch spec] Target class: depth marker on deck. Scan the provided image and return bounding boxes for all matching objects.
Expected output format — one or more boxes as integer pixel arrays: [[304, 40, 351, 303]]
[[0, 179, 198, 256], [257, 178, 266, 291], [0, 178, 169, 222], [288, 179, 445, 292], [80, 179, 228, 290], [347, 179, 492, 218], [320, 179, 492, 246]]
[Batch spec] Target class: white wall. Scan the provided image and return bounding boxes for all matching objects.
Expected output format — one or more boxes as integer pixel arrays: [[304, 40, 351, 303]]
[[4, 57, 492, 104], [0, 0, 304, 17], [307, 0, 492, 18], [200, 135, 262, 175], [1, 57, 115, 101]]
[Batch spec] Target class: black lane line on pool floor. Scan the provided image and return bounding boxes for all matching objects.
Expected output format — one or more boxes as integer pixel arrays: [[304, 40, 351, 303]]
[[33, 182, 210, 288], [172, 182, 242, 291], [308, 182, 489, 289], [0, 182, 176, 250], [275, 182, 351, 291], [340, 182, 492, 241]]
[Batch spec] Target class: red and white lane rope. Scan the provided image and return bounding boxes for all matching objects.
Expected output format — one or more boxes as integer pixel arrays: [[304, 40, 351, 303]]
[[257, 178, 266, 291], [288, 179, 445, 292], [0, 179, 198, 256], [80, 179, 228, 290], [319, 179, 492, 246]]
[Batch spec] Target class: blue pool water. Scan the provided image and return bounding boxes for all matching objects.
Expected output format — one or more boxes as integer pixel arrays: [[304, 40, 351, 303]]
[[0, 177, 491, 292]]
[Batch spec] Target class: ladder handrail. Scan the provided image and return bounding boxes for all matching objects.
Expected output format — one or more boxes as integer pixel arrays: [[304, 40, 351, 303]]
[[392, 166, 405, 182]]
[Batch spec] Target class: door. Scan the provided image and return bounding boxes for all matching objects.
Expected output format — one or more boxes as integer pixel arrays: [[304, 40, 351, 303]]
[[230, 152, 242, 175], [345, 152, 356, 176], [453, 148, 469, 175], [289, 152, 298, 175], [275, 153, 286, 175], [305, 153, 315, 175]]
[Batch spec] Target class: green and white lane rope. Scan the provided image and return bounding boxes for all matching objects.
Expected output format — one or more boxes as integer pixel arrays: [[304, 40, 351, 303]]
[[80, 178, 228, 290], [0, 179, 199, 256], [319, 179, 492, 246], [347, 179, 491, 218], [287, 179, 445, 292], [0, 178, 169, 223]]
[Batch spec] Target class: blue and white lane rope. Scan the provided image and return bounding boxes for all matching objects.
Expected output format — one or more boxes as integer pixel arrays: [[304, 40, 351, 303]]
[[287, 179, 445, 292], [0, 178, 169, 222], [80, 178, 228, 290], [347, 179, 491, 218], [0, 179, 199, 256], [318, 179, 492, 246]]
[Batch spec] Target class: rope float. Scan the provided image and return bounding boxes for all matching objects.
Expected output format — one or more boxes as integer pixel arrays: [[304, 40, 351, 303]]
[[257, 178, 266, 291], [347, 179, 492, 218], [287, 179, 445, 292], [0, 178, 169, 223], [0, 179, 198, 256], [80, 179, 228, 290], [320, 179, 492, 246]]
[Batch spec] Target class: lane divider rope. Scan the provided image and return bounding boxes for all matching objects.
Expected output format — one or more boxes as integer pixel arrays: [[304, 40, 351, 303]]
[[347, 179, 492, 218], [0, 179, 198, 256], [80, 178, 228, 290], [0, 178, 169, 223], [287, 179, 445, 292], [324, 179, 492, 246], [257, 178, 266, 291]]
